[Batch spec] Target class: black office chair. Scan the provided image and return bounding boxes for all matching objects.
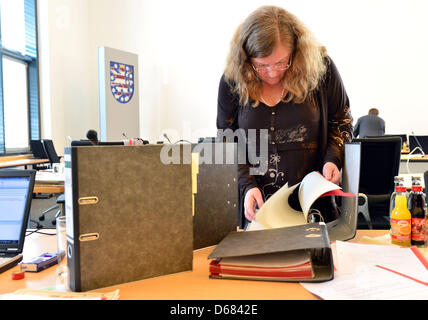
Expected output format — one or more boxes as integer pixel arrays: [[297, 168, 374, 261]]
[[38, 194, 65, 225], [41, 139, 61, 166], [367, 134, 407, 148], [30, 139, 50, 170], [352, 137, 402, 229], [30, 140, 48, 158]]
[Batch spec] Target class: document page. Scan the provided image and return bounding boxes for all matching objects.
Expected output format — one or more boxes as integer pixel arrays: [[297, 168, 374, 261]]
[[335, 241, 428, 283], [219, 250, 311, 268], [298, 172, 341, 220], [301, 242, 428, 300], [255, 183, 306, 228], [301, 265, 427, 300]]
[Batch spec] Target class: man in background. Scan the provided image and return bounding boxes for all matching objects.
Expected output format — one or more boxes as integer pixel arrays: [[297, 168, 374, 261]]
[[353, 108, 385, 138]]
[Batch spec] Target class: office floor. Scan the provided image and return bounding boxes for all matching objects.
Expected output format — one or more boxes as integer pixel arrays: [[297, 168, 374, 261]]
[[29, 197, 59, 229]]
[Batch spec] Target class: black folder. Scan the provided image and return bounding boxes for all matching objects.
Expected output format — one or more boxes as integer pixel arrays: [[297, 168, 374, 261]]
[[64, 145, 194, 292], [192, 142, 238, 249], [208, 223, 334, 282]]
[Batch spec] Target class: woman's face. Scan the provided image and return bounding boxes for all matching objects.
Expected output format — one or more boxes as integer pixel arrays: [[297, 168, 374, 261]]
[[250, 44, 292, 86]]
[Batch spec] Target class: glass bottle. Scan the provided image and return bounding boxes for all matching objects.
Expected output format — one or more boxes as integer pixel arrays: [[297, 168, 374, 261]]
[[408, 176, 427, 247], [390, 177, 411, 246]]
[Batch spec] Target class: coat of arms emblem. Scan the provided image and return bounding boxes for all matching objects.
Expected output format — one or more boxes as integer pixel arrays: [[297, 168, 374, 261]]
[[110, 61, 134, 103]]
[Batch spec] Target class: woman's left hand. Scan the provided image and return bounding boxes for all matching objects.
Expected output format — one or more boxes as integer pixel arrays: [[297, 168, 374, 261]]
[[322, 162, 341, 185]]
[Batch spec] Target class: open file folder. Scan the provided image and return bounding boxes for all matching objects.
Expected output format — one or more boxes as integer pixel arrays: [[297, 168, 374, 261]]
[[208, 223, 334, 282]]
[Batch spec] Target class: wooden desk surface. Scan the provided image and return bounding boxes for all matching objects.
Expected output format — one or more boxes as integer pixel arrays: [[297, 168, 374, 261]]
[[401, 154, 428, 162], [33, 170, 65, 194], [1, 229, 408, 300], [33, 184, 64, 194], [0, 158, 50, 169]]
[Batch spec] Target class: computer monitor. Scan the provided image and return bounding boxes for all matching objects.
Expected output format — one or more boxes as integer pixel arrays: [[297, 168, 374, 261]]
[[97, 141, 125, 146], [409, 135, 428, 154], [71, 140, 125, 146], [0, 170, 36, 254], [71, 140, 93, 146]]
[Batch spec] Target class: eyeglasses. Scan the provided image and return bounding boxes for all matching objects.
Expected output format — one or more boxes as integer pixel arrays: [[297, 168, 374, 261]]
[[251, 55, 293, 74]]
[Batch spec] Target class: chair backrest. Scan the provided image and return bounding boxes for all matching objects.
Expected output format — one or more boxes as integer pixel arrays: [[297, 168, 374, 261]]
[[409, 135, 428, 154], [30, 140, 48, 158], [352, 137, 401, 195], [42, 139, 60, 164], [367, 134, 407, 147]]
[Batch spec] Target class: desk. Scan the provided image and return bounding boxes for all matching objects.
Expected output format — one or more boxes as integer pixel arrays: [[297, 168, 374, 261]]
[[0, 157, 50, 169], [33, 184, 64, 194], [2, 229, 425, 300], [400, 155, 428, 174], [33, 170, 65, 194]]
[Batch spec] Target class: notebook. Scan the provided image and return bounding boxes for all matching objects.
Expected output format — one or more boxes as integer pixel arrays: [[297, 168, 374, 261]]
[[0, 170, 36, 274]]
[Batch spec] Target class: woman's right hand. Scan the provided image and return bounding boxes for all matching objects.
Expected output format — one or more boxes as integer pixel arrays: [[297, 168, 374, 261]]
[[244, 187, 264, 221]]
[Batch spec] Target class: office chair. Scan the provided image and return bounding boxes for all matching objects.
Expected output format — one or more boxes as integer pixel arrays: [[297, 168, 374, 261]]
[[42, 139, 61, 166], [30, 140, 50, 170], [30, 140, 49, 158], [367, 134, 407, 147], [352, 137, 402, 229], [38, 194, 65, 225]]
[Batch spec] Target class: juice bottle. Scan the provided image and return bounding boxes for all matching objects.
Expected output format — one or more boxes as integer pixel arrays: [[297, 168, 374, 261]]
[[390, 177, 411, 246], [408, 176, 427, 247]]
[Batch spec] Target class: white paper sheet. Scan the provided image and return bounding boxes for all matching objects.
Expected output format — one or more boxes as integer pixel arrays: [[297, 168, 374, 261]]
[[335, 241, 428, 283], [301, 242, 428, 300], [302, 266, 428, 300]]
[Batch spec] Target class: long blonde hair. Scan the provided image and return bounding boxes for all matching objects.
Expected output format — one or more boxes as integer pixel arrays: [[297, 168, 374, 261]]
[[224, 6, 327, 106]]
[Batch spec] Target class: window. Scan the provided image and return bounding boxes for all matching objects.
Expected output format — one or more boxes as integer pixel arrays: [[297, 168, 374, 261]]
[[0, 0, 39, 155]]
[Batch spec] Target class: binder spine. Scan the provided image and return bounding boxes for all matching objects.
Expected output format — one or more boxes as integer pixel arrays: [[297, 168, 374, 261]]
[[66, 147, 82, 292]]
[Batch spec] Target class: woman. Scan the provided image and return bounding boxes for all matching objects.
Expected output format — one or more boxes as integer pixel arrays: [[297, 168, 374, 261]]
[[216, 6, 353, 224]]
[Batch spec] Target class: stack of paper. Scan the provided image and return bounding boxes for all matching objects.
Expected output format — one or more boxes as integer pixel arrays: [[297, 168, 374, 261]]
[[210, 251, 314, 281]]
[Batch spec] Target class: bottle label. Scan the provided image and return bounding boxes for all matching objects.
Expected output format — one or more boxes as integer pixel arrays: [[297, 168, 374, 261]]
[[411, 218, 427, 241], [391, 219, 411, 242]]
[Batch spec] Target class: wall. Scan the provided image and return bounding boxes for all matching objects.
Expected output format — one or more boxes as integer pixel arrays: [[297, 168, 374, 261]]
[[38, 0, 428, 155], [38, 0, 93, 154]]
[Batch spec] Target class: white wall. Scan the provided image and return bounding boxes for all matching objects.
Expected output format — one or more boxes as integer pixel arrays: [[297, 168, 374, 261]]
[[39, 0, 428, 155]]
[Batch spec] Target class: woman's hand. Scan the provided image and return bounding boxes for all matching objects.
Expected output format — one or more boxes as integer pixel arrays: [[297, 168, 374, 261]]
[[244, 187, 264, 221], [322, 162, 341, 185]]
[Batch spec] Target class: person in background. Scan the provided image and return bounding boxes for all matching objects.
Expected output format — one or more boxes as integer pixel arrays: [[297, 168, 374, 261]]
[[86, 129, 99, 145], [216, 6, 353, 224], [353, 108, 385, 138]]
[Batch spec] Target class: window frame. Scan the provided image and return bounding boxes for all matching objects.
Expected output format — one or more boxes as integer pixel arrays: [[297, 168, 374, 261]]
[[0, 0, 40, 156]]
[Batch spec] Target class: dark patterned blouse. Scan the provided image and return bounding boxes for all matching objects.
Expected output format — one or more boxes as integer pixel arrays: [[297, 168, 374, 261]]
[[217, 57, 353, 204]]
